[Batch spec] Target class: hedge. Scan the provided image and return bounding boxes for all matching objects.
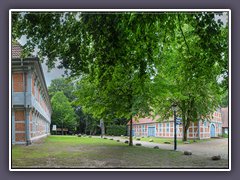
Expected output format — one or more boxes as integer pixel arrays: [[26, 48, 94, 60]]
[[106, 125, 127, 136]]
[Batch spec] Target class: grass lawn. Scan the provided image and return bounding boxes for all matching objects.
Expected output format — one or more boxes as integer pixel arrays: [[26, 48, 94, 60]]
[[12, 135, 228, 169], [131, 136, 211, 144]]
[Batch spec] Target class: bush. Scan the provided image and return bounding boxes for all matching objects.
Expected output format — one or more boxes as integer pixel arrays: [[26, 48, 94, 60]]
[[106, 125, 127, 136], [222, 133, 228, 138]]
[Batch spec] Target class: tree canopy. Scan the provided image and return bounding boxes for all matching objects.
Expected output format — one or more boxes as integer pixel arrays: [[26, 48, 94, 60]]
[[51, 91, 77, 132], [13, 11, 229, 141], [150, 14, 228, 140]]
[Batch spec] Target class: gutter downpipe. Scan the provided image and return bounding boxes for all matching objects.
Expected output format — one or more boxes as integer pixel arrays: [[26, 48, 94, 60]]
[[22, 58, 31, 145]]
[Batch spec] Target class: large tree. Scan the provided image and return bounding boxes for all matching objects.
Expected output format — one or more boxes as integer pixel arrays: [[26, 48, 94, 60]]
[[48, 78, 75, 101], [151, 13, 228, 141], [51, 91, 77, 134], [12, 11, 228, 142]]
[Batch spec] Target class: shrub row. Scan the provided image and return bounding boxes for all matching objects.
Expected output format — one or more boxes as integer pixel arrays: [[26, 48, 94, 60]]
[[106, 125, 127, 136]]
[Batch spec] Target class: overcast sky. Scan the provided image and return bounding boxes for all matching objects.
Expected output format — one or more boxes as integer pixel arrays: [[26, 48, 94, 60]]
[[18, 12, 228, 87], [41, 62, 65, 87], [19, 36, 66, 87]]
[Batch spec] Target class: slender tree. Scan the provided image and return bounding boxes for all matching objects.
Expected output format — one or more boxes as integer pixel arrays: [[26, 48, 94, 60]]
[[51, 91, 77, 133]]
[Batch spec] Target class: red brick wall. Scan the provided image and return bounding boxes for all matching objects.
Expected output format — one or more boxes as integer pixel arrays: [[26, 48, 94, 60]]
[[32, 74, 35, 96], [13, 73, 23, 92], [14, 110, 26, 142], [13, 73, 27, 92], [212, 111, 222, 123], [15, 123, 25, 131], [15, 133, 25, 142], [15, 110, 25, 121]]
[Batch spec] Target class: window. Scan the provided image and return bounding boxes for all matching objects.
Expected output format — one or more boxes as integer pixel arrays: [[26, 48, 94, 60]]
[[167, 123, 169, 132], [159, 123, 162, 132], [204, 121, 207, 127]]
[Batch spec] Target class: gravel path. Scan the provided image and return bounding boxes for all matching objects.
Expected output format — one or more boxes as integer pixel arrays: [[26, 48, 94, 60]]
[[100, 136, 229, 159]]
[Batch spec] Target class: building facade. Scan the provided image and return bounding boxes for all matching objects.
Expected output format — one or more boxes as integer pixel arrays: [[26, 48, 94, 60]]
[[12, 44, 52, 145], [221, 107, 228, 134], [129, 110, 222, 139]]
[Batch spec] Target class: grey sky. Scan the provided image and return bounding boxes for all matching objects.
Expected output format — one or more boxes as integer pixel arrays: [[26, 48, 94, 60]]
[[19, 36, 65, 87], [41, 62, 65, 87]]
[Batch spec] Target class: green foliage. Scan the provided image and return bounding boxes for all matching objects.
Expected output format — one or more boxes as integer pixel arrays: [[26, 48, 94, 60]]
[[150, 13, 228, 141], [48, 78, 75, 101], [48, 77, 99, 134], [13, 12, 229, 142], [220, 91, 228, 108], [221, 133, 228, 138], [106, 125, 127, 136], [51, 91, 77, 131]]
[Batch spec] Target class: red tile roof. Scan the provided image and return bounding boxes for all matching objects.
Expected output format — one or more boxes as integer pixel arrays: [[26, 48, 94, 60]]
[[12, 44, 23, 58], [128, 115, 169, 125]]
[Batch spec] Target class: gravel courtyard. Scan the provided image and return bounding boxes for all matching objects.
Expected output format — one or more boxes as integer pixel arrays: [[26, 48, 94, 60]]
[[105, 136, 229, 159]]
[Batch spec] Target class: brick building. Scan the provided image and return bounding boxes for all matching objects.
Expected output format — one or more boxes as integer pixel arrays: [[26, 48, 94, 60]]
[[11, 43, 52, 145], [221, 107, 228, 134], [129, 110, 222, 139]]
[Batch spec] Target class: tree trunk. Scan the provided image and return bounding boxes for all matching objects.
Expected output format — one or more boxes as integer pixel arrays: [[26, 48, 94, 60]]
[[183, 118, 190, 141], [129, 116, 133, 146], [181, 103, 186, 141], [62, 120, 63, 135], [183, 125, 187, 141], [85, 118, 87, 134]]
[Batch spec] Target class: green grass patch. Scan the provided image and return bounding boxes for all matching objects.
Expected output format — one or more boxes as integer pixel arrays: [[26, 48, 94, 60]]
[[12, 135, 227, 168], [134, 137, 211, 144]]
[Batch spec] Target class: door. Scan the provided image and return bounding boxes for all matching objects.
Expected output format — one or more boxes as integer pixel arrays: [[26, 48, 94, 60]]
[[210, 124, 215, 137], [132, 130, 135, 136], [148, 127, 155, 137]]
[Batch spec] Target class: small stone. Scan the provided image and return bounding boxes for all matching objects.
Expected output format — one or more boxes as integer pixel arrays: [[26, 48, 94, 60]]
[[184, 151, 192, 155], [121, 135, 124, 137], [77, 134, 81, 137], [211, 155, 221, 160], [164, 141, 171, 144], [124, 140, 129, 144], [153, 146, 159, 149], [149, 139, 154, 142], [136, 143, 142, 146]]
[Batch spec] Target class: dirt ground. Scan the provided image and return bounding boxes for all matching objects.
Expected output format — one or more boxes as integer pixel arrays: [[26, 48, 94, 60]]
[[104, 136, 229, 159]]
